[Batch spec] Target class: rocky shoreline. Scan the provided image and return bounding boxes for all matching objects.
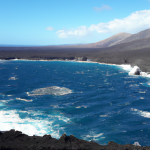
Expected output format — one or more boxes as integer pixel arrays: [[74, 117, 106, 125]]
[[0, 130, 149, 150], [1, 46, 150, 72]]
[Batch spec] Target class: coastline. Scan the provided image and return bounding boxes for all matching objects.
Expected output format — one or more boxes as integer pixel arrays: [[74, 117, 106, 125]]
[[1, 58, 149, 78], [1, 46, 150, 73]]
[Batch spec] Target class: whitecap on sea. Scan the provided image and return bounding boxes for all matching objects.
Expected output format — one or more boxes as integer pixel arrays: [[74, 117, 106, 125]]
[[82, 132, 104, 141], [131, 108, 150, 118], [16, 98, 33, 102], [27, 86, 72, 96], [9, 76, 18, 80]]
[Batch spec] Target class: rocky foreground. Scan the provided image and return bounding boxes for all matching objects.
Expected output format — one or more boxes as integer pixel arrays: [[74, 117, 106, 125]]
[[0, 130, 149, 150]]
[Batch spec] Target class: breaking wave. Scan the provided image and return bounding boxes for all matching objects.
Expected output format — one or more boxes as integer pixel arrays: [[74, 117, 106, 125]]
[[82, 132, 104, 141], [131, 108, 150, 118], [120, 64, 150, 78], [9, 76, 18, 80], [0, 110, 70, 137], [27, 86, 72, 96], [16, 98, 33, 102], [120, 64, 132, 71]]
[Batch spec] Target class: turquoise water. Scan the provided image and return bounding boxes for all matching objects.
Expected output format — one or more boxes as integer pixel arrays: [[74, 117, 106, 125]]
[[0, 60, 150, 146]]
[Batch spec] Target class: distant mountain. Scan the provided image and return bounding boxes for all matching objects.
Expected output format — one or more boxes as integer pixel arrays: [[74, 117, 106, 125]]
[[55, 32, 132, 48], [101, 36, 150, 52], [111, 28, 150, 46], [87, 32, 132, 48], [65, 28, 150, 50]]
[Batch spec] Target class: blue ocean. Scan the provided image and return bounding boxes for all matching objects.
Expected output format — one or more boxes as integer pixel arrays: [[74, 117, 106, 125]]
[[0, 60, 150, 146]]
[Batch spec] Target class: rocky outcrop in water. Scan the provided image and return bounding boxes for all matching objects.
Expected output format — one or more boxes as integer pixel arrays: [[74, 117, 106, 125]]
[[0, 130, 150, 150], [129, 66, 141, 75]]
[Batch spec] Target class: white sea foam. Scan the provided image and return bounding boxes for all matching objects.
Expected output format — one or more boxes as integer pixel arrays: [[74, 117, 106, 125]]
[[131, 108, 150, 118], [0, 110, 70, 137], [0, 100, 8, 103], [9, 76, 18, 80], [139, 91, 146, 93], [82, 132, 104, 141], [140, 72, 150, 78], [48, 114, 70, 123], [0, 60, 6, 63], [141, 82, 150, 88], [129, 84, 139, 87], [16, 98, 33, 102], [119, 65, 141, 76], [0, 100, 10, 106], [76, 105, 87, 109], [140, 97, 144, 99], [27, 86, 72, 96], [86, 133, 103, 138], [129, 66, 141, 75], [119, 64, 150, 78], [120, 64, 132, 71], [0, 110, 47, 136], [133, 142, 141, 146], [99, 115, 108, 117]]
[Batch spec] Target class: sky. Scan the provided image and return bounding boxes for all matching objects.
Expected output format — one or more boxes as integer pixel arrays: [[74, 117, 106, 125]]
[[1, 0, 150, 46]]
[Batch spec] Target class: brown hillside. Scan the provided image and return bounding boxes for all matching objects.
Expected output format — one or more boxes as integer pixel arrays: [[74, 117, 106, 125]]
[[112, 28, 150, 46]]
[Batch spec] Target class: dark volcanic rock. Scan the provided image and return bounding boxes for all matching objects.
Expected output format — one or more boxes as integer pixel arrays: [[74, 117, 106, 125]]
[[82, 57, 87, 61], [4, 57, 16, 60], [1, 44, 150, 72], [0, 130, 150, 150], [134, 70, 141, 75]]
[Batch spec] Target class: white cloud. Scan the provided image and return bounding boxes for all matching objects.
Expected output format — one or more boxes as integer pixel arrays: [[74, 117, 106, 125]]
[[56, 10, 150, 38], [45, 26, 54, 31], [93, 5, 112, 12], [56, 26, 90, 38]]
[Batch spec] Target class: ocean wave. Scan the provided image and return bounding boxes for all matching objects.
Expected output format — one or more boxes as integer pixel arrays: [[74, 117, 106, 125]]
[[129, 84, 139, 87], [120, 65, 150, 78], [119, 64, 132, 71], [0, 100, 8, 103], [0, 110, 70, 137], [139, 91, 146, 93], [27, 86, 72, 96], [82, 132, 104, 141], [0, 99, 10, 106], [141, 83, 150, 88], [16, 98, 33, 102], [9, 76, 18, 80], [0, 110, 48, 136], [0, 60, 6, 63], [131, 108, 150, 118], [99, 115, 109, 117], [76, 105, 87, 109], [86, 133, 104, 138]]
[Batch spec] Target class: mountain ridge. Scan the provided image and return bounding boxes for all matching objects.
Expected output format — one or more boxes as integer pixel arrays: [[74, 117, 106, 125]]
[[111, 28, 150, 46]]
